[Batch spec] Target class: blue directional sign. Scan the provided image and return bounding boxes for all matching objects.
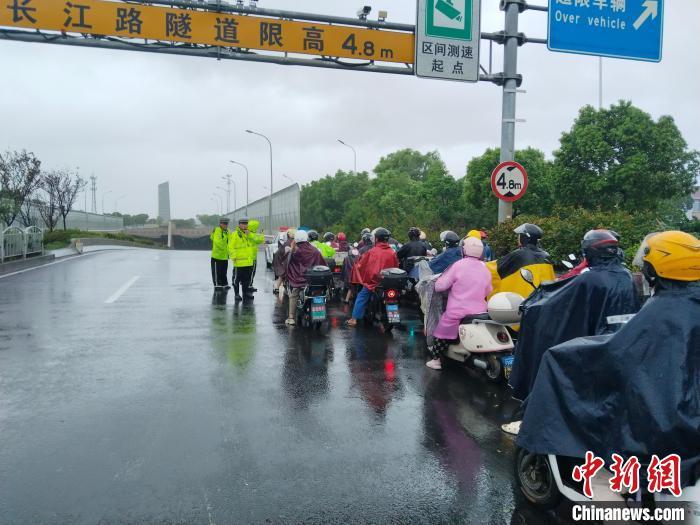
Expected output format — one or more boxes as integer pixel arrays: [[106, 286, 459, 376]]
[[548, 0, 664, 62]]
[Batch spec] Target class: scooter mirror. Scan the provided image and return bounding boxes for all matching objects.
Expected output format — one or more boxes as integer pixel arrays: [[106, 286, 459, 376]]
[[520, 268, 535, 285], [353, 242, 358, 248], [568, 253, 577, 261], [562, 260, 574, 269]]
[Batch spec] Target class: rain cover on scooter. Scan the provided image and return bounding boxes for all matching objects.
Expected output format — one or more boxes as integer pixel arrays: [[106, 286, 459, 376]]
[[509, 260, 639, 401], [517, 283, 700, 487]]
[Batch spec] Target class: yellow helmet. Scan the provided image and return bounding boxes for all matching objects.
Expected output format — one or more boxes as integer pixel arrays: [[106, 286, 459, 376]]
[[636, 231, 700, 282], [467, 229, 481, 239]]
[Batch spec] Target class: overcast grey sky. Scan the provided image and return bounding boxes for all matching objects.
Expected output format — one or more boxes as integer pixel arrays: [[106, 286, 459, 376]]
[[1, 0, 698, 219]]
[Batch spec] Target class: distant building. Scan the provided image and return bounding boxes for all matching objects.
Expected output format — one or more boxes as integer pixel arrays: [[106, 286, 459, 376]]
[[158, 182, 171, 224]]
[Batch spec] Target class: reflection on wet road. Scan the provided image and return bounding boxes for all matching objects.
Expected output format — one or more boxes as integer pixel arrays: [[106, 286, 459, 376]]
[[0, 249, 570, 524]]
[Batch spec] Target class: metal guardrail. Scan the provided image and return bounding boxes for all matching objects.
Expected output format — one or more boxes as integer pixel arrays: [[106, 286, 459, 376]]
[[1, 226, 44, 263]]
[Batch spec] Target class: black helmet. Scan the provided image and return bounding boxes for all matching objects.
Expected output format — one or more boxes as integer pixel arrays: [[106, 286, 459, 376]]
[[514, 223, 543, 246], [323, 232, 335, 242], [581, 229, 620, 262], [360, 228, 371, 237], [361, 232, 373, 244], [374, 227, 391, 242], [408, 227, 421, 240], [442, 231, 460, 247], [308, 230, 319, 241]]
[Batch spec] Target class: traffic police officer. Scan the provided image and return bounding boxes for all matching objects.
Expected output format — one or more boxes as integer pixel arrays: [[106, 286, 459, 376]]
[[210, 217, 231, 289]]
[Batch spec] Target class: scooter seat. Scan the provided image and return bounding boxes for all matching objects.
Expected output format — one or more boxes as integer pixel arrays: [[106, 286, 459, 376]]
[[460, 312, 490, 324]]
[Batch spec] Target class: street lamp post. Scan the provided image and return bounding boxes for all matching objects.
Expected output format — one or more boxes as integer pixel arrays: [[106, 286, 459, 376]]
[[337, 139, 357, 173], [246, 129, 273, 233], [210, 197, 220, 215], [113, 195, 126, 213], [221, 174, 234, 214], [102, 190, 112, 215], [212, 193, 223, 215], [229, 160, 249, 216]]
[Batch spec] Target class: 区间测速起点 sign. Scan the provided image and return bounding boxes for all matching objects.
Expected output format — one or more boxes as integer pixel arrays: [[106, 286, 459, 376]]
[[415, 0, 482, 82]]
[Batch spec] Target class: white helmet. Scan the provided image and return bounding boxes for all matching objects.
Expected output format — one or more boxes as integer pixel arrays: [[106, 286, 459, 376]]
[[294, 230, 309, 243], [462, 237, 484, 258]]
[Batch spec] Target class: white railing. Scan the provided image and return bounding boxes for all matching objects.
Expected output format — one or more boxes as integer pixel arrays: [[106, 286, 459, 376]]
[[1, 226, 44, 263]]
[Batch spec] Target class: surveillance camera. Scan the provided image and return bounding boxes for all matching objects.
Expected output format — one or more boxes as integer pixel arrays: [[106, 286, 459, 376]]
[[357, 5, 371, 19]]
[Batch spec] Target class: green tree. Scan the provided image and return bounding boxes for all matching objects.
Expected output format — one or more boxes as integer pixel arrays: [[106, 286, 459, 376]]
[[374, 149, 444, 182], [552, 101, 699, 214], [197, 214, 220, 227], [300, 170, 369, 228], [462, 147, 554, 227]]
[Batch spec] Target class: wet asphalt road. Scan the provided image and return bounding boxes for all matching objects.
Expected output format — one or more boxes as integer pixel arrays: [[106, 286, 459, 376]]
[[0, 249, 570, 525]]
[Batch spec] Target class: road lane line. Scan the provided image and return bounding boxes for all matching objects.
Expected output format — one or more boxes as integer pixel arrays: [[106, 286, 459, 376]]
[[105, 276, 140, 304], [0, 253, 95, 280]]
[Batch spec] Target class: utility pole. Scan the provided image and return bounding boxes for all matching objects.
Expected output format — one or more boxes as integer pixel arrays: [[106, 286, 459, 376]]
[[497, 0, 520, 224], [90, 175, 97, 213]]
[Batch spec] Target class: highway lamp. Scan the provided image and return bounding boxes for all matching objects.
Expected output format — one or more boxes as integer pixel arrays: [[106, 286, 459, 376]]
[[221, 174, 237, 214], [212, 193, 223, 215], [210, 197, 220, 215], [102, 190, 112, 215], [113, 195, 125, 213], [216, 186, 228, 213], [229, 160, 249, 216], [337, 139, 357, 173], [224, 176, 238, 212], [245, 129, 273, 233]]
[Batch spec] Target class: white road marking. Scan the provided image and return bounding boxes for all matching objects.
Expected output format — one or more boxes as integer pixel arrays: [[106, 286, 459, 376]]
[[105, 276, 140, 304], [0, 253, 94, 280]]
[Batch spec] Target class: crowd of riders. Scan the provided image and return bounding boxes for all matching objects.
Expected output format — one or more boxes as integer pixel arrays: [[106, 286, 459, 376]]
[[211, 216, 700, 504]]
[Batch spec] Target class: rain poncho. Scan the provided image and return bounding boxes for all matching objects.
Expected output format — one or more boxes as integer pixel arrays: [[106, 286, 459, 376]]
[[416, 276, 444, 346], [432, 257, 493, 340], [428, 246, 463, 274], [353, 242, 399, 291], [487, 245, 555, 299], [517, 282, 700, 488], [509, 258, 639, 401], [286, 242, 325, 288]]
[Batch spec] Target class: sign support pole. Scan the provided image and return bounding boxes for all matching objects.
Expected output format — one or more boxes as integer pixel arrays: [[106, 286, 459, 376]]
[[497, 0, 521, 223]]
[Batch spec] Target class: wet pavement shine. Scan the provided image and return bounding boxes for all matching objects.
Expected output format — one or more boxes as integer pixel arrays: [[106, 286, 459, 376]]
[[0, 249, 570, 525]]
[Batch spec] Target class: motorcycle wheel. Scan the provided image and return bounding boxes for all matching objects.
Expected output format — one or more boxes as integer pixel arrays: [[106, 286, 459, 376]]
[[514, 447, 561, 510], [313, 321, 323, 330], [381, 321, 394, 333], [485, 355, 504, 383]]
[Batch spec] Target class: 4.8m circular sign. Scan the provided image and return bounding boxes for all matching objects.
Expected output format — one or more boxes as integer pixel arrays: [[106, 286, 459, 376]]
[[491, 161, 528, 202]]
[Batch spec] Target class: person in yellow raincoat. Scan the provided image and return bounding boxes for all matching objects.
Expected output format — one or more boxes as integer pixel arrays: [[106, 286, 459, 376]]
[[486, 223, 555, 300], [210, 217, 231, 289], [228, 217, 264, 301]]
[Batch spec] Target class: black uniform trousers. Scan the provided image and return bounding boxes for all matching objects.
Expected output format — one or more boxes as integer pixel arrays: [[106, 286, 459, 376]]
[[211, 258, 229, 287], [234, 265, 254, 296]]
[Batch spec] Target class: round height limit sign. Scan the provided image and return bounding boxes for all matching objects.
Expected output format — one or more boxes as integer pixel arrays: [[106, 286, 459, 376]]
[[491, 161, 528, 202]]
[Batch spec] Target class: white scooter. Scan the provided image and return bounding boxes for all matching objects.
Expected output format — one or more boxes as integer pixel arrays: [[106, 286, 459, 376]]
[[446, 291, 525, 382]]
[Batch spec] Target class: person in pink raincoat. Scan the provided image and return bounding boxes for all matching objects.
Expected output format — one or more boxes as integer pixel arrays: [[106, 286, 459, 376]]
[[426, 237, 493, 370]]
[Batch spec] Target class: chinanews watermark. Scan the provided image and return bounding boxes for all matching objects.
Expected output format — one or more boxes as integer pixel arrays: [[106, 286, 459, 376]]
[[569, 452, 695, 524]]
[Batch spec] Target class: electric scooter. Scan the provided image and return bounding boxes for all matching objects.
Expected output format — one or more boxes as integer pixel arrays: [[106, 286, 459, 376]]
[[296, 265, 332, 330], [445, 291, 525, 382], [364, 268, 408, 333]]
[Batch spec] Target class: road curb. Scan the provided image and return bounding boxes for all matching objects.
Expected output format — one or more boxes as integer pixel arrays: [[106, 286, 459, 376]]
[[0, 254, 56, 276]]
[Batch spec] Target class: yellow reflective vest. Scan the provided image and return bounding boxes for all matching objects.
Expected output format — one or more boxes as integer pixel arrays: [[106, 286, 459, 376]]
[[312, 240, 336, 258], [229, 221, 264, 268], [210, 226, 230, 261]]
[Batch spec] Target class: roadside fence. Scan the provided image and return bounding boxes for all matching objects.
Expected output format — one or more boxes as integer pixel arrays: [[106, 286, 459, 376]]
[[1, 226, 45, 263]]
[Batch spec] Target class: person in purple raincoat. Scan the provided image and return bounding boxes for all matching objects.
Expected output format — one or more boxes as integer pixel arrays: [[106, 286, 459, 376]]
[[426, 237, 493, 370]]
